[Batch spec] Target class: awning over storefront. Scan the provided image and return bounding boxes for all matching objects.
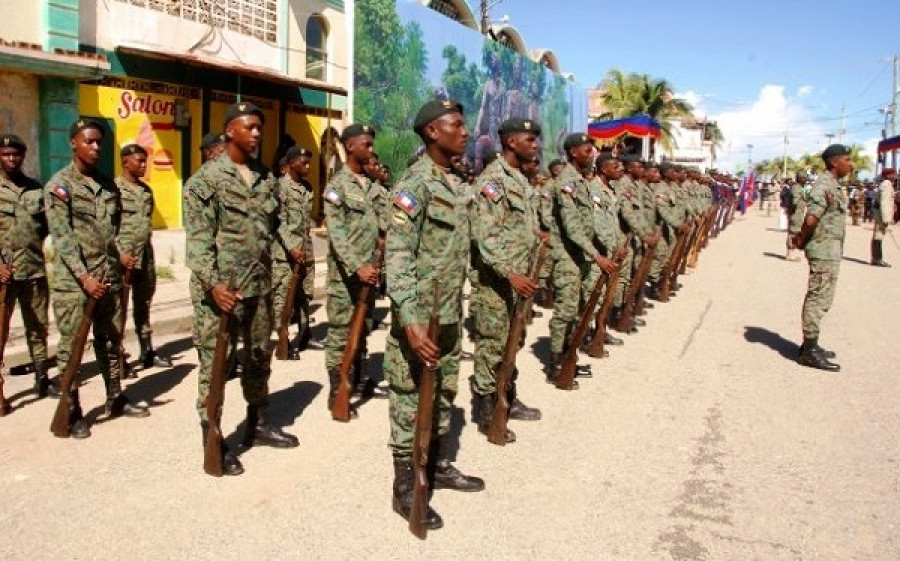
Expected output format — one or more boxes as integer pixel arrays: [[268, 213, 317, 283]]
[[587, 115, 661, 141], [877, 135, 900, 154], [0, 39, 109, 78], [117, 46, 347, 97]]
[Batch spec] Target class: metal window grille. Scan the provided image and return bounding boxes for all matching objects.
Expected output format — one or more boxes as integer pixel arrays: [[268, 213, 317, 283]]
[[119, 0, 278, 43]]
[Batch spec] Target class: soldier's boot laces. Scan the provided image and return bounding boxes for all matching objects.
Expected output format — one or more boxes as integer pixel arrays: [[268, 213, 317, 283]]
[[391, 457, 442, 530], [798, 338, 840, 372], [243, 405, 299, 448], [475, 392, 515, 443], [201, 422, 243, 476]]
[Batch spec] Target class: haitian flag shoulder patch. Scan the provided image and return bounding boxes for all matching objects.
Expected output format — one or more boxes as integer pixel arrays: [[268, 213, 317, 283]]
[[50, 185, 70, 203], [393, 189, 419, 215], [324, 188, 341, 205]]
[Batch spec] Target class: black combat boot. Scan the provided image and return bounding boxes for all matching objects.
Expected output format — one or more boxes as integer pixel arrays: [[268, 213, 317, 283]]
[[139, 334, 173, 368], [647, 281, 661, 301], [352, 353, 388, 399], [200, 422, 244, 476], [392, 457, 442, 529], [474, 392, 515, 443], [633, 317, 647, 327], [797, 340, 836, 359], [105, 392, 151, 418], [605, 332, 624, 346], [34, 361, 61, 399], [871, 240, 891, 267], [607, 306, 621, 328], [507, 383, 541, 421], [797, 338, 840, 372], [68, 389, 91, 439], [242, 404, 300, 448], [430, 440, 485, 492], [545, 352, 580, 389], [642, 285, 656, 308]]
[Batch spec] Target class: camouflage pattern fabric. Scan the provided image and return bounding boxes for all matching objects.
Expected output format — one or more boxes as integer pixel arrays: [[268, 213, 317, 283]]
[[116, 176, 157, 337]]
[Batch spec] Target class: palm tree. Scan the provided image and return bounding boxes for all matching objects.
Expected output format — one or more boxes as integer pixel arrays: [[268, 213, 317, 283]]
[[703, 121, 725, 161], [595, 69, 694, 151], [847, 144, 872, 181]]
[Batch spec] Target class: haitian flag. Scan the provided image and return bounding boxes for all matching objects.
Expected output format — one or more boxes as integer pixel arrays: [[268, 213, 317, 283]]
[[738, 172, 755, 214]]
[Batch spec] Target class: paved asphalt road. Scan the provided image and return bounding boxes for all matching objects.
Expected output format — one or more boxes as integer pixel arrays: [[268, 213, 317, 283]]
[[1, 211, 897, 559]]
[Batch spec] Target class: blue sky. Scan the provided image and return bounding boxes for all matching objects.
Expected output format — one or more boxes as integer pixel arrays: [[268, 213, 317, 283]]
[[472, 0, 897, 173]]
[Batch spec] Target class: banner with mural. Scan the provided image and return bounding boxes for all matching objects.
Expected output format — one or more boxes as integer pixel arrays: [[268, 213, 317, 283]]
[[355, 0, 588, 176]]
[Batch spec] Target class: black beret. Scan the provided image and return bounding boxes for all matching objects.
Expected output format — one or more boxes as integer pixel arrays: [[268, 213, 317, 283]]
[[595, 152, 618, 166], [659, 163, 675, 174], [0, 134, 26, 151], [499, 118, 541, 136], [548, 159, 563, 168], [120, 143, 147, 157], [285, 146, 313, 160], [200, 132, 227, 151], [223, 101, 265, 128], [563, 133, 593, 151], [821, 144, 850, 161], [413, 99, 464, 134], [622, 153, 643, 164], [644, 161, 660, 169], [340, 124, 376, 143], [69, 118, 105, 139]]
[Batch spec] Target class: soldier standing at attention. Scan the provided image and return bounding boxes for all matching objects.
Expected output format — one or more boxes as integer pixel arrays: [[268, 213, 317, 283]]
[[46, 120, 150, 439], [185, 102, 299, 476], [323, 124, 384, 410], [115, 144, 172, 371], [791, 144, 852, 372], [871, 167, 895, 267], [386, 100, 484, 530], [272, 146, 315, 359], [469, 118, 543, 445], [546, 134, 618, 384], [0, 134, 59, 402]]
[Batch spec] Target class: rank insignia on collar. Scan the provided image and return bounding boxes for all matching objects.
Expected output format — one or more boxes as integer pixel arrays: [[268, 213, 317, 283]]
[[561, 184, 574, 195], [50, 185, 70, 202], [394, 189, 419, 214], [324, 188, 341, 205], [481, 182, 501, 202]]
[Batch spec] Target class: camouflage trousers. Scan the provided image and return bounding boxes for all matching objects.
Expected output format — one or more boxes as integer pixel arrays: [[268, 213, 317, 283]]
[[7, 277, 49, 367], [471, 276, 522, 396], [581, 262, 609, 316], [190, 277, 273, 422], [324, 277, 371, 373], [614, 244, 636, 306], [52, 286, 124, 394], [801, 258, 840, 340], [550, 256, 587, 355], [129, 263, 156, 338], [649, 230, 672, 283], [387, 322, 461, 458], [272, 259, 312, 344]]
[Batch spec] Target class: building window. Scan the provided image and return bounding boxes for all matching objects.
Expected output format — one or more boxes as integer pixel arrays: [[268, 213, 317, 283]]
[[305, 15, 328, 81], [118, 0, 278, 44]]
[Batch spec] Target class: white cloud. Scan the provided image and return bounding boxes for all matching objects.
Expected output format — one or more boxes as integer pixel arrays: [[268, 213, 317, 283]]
[[676, 90, 706, 118], [797, 85, 814, 96], [710, 84, 826, 173]]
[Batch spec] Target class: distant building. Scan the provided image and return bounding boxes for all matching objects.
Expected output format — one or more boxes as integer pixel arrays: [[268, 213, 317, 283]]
[[665, 117, 716, 171]]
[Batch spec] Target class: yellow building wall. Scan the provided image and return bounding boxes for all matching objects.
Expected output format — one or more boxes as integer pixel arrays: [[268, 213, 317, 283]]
[[79, 80, 202, 229]]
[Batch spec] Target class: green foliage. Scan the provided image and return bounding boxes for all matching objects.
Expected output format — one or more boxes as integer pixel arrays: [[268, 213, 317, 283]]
[[441, 45, 484, 131], [155, 265, 175, 280], [754, 144, 872, 180]]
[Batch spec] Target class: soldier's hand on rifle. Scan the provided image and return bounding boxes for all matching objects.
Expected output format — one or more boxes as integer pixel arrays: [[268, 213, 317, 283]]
[[643, 232, 660, 248], [507, 272, 537, 298], [679, 222, 691, 235], [405, 324, 440, 366], [0, 264, 11, 283], [289, 246, 306, 263], [79, 274, 109, 299], [211, 283, 242, 313], [537, 229, 550, 243], [356, 263, 380, 285], [594, 254, 619, 275], [119, 253, 138, 270]]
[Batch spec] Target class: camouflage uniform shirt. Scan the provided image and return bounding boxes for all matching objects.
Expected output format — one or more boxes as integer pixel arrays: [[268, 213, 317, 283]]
[[115, 176, 154, 270], [0, 173, 47, 279], [804, 174, 846, 261]]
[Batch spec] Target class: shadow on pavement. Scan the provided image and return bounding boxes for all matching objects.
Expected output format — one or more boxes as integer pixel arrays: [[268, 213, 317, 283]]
[[224, 380, 324, 453], [842, 256, 870, 265], [442, 405, 467, 463], [762, 251, 786, 261], [126, 363, 194, 410], [530, 336, 552, 370], [743, 326, 797, 361]]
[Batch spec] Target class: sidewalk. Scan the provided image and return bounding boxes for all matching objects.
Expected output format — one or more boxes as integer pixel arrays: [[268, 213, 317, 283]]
[[3, 227, 331, 367]]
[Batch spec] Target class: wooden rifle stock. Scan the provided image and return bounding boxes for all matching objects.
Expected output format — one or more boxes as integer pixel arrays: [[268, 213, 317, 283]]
[[557, 234, 631, 390], [203, 271, 237, 477], [677, 220, 700, 275], [275, 261, 303, 360], [409, 279, 441, 540], [617, 230, 658, 332], [658, 229, 687, 302], [487, 239, 548, 445], [50, 272, 106, 437], [117, 267, 133, 378], [0, 279, 13, 416], [585, 261, 623, 359], [331, 248, 384, 422]]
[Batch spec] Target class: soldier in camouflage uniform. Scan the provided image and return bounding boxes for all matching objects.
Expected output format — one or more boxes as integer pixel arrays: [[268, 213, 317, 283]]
[[647, 163, 690, 298], [792, 144, 852, 372], [185, 103, 299, 477], [45, 120, 150, 439], [115, 144, 172, 372], [469, 118, 544, 445], [546, 134, 619, 385], [786, 173, 810, 262], [386, 100, 484, 531], [272, 146, 317, 359], [0, 134, 58, 403], [322, 124, 385, 412]]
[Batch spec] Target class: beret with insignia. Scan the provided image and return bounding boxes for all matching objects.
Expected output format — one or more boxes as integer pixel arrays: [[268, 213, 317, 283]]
[[223, 101, 265, 128], [595, 152, 618, 166], [563, 133, 593, 151], [69, 118, 105, 139], [622, 153, 643, 164], [0, 133, 26, 151], [548, 159, 563, 169], [413, 99, 464, 134], [499, 118, 542, 136], [821, 143, 850, 162], [200, 132, 227, 151], [341, 123, 376, 143], [120, 143, 147, 157], [285, 146, 313, 161]]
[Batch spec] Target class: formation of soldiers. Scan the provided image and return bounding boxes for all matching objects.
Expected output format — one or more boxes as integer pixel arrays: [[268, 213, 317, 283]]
[[0, 99, 738, 536]]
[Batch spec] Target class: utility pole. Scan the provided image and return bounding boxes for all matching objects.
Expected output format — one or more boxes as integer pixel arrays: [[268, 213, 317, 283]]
[[782, 129, 789, 178], [891, 54, 898, 168], [747, 143, 753, 173], [838, 105, 846, 144], [480, 0, 489, 34]]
